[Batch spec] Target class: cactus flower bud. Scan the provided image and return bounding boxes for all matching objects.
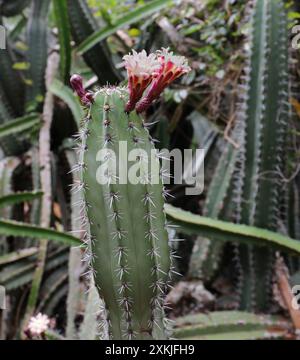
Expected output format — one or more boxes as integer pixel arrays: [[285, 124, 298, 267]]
[[70, 74, 94, 106]]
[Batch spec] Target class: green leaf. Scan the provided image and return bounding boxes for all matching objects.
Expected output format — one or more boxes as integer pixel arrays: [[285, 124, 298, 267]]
[[0, 191, 43, 209], [165, 204, 300, 255], [53, 0, 72, 83], [0, 113, 40, 139], [68, 0, 121, 84], [0, 248, 38, 266], [12, 62, 30, 70], [0, 247, 69, 291], [288, 11, 300, 20], [10, 15, 28, 41], [50, 79, 84, 126], [0, 218, 81, 247], [174, 311, 289, 340], [77, 0, 172, 55]]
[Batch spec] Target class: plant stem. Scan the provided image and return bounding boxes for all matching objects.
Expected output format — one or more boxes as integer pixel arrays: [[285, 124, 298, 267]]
[[22, 53, 59, 333]]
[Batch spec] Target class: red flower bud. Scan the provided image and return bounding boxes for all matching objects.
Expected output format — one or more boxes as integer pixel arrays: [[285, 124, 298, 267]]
[[70, 74, 94, 106]]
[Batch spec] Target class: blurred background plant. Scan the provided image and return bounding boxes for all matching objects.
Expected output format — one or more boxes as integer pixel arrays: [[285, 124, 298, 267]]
[[0, 0, 299, 340]]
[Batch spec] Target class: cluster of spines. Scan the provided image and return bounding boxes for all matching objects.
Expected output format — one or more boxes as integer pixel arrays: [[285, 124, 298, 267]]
[[106, 135, 134, 340], [96, 92, 130, 339]]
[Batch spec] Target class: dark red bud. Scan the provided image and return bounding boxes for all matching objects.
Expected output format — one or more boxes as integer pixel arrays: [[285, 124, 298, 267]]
[[82, 92, 94, 106], [136, 96, 153, 114], [70, 74, 94, 106], [125, 100, 135, 113], [70, 74, 85, 98]]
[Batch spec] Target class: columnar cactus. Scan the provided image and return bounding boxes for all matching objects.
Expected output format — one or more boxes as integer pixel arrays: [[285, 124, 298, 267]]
[[190, 0, 290, 311], [71, 49, 190, 339], [234, 0, 289, 311]]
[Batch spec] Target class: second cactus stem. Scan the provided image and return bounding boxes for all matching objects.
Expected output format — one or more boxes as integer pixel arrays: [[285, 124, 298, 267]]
[[189, 0, 290, 311]]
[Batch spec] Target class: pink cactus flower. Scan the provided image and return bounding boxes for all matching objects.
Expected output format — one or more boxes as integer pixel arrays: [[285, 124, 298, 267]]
[[122, 50, 161, 112], [70, 74, 94, 106], [136, 48, 191, 113], [26, 313, 50, 338]]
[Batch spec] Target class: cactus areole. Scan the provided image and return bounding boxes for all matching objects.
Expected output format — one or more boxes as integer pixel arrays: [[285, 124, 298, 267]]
[[70, 49, 190, 339]]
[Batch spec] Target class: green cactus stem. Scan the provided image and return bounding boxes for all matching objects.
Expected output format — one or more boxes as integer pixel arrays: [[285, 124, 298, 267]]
[[75, 87, 172, 340], [189, 0, 290, 311], [234, 0, 290, 311], [71, 48, 190, 339]]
